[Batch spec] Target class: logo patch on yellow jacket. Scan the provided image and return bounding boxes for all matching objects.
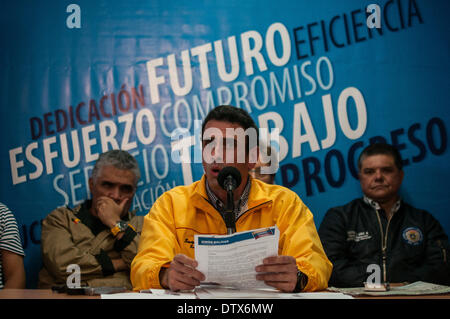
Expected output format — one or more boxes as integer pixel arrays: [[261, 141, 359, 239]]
[[184, 237, 194, 249]]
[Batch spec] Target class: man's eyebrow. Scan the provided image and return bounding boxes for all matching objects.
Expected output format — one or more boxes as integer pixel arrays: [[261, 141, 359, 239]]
[[100, 180, 114, 184], [202, 136, 238, 141], [363, 165, 394, 170]]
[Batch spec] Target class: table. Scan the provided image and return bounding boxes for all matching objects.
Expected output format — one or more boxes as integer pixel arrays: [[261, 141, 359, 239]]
[[0, 289, 98, 299], [0, 288, 449, 299], [1, 288, 448, 319]]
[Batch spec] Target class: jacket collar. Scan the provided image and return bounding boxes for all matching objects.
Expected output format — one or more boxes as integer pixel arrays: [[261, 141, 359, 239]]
[[74, 200, 133, 235], [191, 175, 272, 214], [363, 195, 402, 215], [205, 176, 251, 220], [75, 200, 107, 235]]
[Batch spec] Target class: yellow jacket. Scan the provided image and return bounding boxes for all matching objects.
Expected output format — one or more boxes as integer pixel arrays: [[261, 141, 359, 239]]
[[131, 176, 332, 291]]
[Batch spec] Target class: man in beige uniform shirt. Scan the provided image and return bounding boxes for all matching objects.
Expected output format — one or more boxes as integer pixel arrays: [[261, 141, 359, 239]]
[[38, 150, 143, 289]]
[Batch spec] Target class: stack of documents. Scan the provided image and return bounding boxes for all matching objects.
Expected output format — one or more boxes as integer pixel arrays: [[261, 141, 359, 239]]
[[328, 281, 450, 297], [195, 286, 353, 299], [101, 287, 352, 299]]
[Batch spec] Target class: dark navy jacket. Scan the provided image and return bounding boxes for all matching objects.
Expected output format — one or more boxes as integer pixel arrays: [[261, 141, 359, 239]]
[[319, 198, 450, 287]]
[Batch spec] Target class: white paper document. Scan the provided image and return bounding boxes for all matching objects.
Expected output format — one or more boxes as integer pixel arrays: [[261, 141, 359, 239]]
[[195, 226, 279, 289], [195, 286, 354, 299], [328, 281, 450, 296]]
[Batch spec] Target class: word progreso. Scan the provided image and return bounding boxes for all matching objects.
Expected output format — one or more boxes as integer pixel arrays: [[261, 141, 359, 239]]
[[280, 117, 447, 196]]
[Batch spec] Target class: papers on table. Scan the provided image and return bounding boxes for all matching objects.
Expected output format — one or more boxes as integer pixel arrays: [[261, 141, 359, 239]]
[[195, 286, 353, 299], [101, 287, 353, 299], [101, 226, 353, 299], [195, 286, 283, 299], [328, 281, 450, 296], [101, 281, 450, 299], [194, 226, 279, 289]]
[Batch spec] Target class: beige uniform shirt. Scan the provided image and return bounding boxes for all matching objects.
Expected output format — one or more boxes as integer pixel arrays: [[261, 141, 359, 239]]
[[38, 200, 143, 289]]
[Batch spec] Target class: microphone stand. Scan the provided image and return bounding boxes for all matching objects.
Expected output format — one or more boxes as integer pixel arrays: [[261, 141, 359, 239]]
[[224, 176, 236, 234]]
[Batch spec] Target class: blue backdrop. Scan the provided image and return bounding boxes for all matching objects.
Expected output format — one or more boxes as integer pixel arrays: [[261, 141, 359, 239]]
[[1, 0, 449, 288]]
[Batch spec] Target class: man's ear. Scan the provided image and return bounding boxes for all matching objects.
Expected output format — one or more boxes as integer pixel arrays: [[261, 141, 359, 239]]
[[88, 177, 94, 194]]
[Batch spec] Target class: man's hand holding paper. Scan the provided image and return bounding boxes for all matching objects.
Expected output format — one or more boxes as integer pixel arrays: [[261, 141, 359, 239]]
[[255, 255, 298, 292], [194, 226, 290, 290], [159, 254, 205, 292]]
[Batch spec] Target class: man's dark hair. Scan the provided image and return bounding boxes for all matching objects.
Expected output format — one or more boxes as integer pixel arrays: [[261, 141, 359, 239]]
[[201, 105, 258, 137], [201, 105, 259, 158], [358, 143, 403, 171]]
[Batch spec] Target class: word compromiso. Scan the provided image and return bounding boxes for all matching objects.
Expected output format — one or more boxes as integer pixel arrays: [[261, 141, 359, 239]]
[[172, 86, 368, 185], [10, 84, 366, 186]]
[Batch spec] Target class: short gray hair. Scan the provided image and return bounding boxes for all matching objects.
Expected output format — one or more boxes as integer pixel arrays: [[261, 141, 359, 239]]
[[91, 150, 141, 185]]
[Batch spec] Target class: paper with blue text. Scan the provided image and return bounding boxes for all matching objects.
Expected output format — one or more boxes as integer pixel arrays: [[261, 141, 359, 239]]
[[195, 226, 279, 289]]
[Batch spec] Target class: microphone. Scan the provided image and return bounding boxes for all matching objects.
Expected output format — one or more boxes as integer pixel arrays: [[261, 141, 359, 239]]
[[218, 166, 242, 192], [217, 167, 242, 234]]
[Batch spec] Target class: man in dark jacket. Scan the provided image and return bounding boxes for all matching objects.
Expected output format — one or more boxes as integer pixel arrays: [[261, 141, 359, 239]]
[[319, 143, 450, 287]]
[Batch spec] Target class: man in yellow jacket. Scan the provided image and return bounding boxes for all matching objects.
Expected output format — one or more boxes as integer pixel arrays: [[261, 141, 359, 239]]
[[131, 105, 332, 292]]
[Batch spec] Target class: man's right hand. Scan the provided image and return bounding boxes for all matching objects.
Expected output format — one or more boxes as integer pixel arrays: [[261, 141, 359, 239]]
[[95, 196, 128, 228], [159, 254, 205, 291]]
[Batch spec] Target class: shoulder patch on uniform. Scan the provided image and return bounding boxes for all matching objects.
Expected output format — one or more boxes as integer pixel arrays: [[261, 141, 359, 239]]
[[402, 227, 423, 245]]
